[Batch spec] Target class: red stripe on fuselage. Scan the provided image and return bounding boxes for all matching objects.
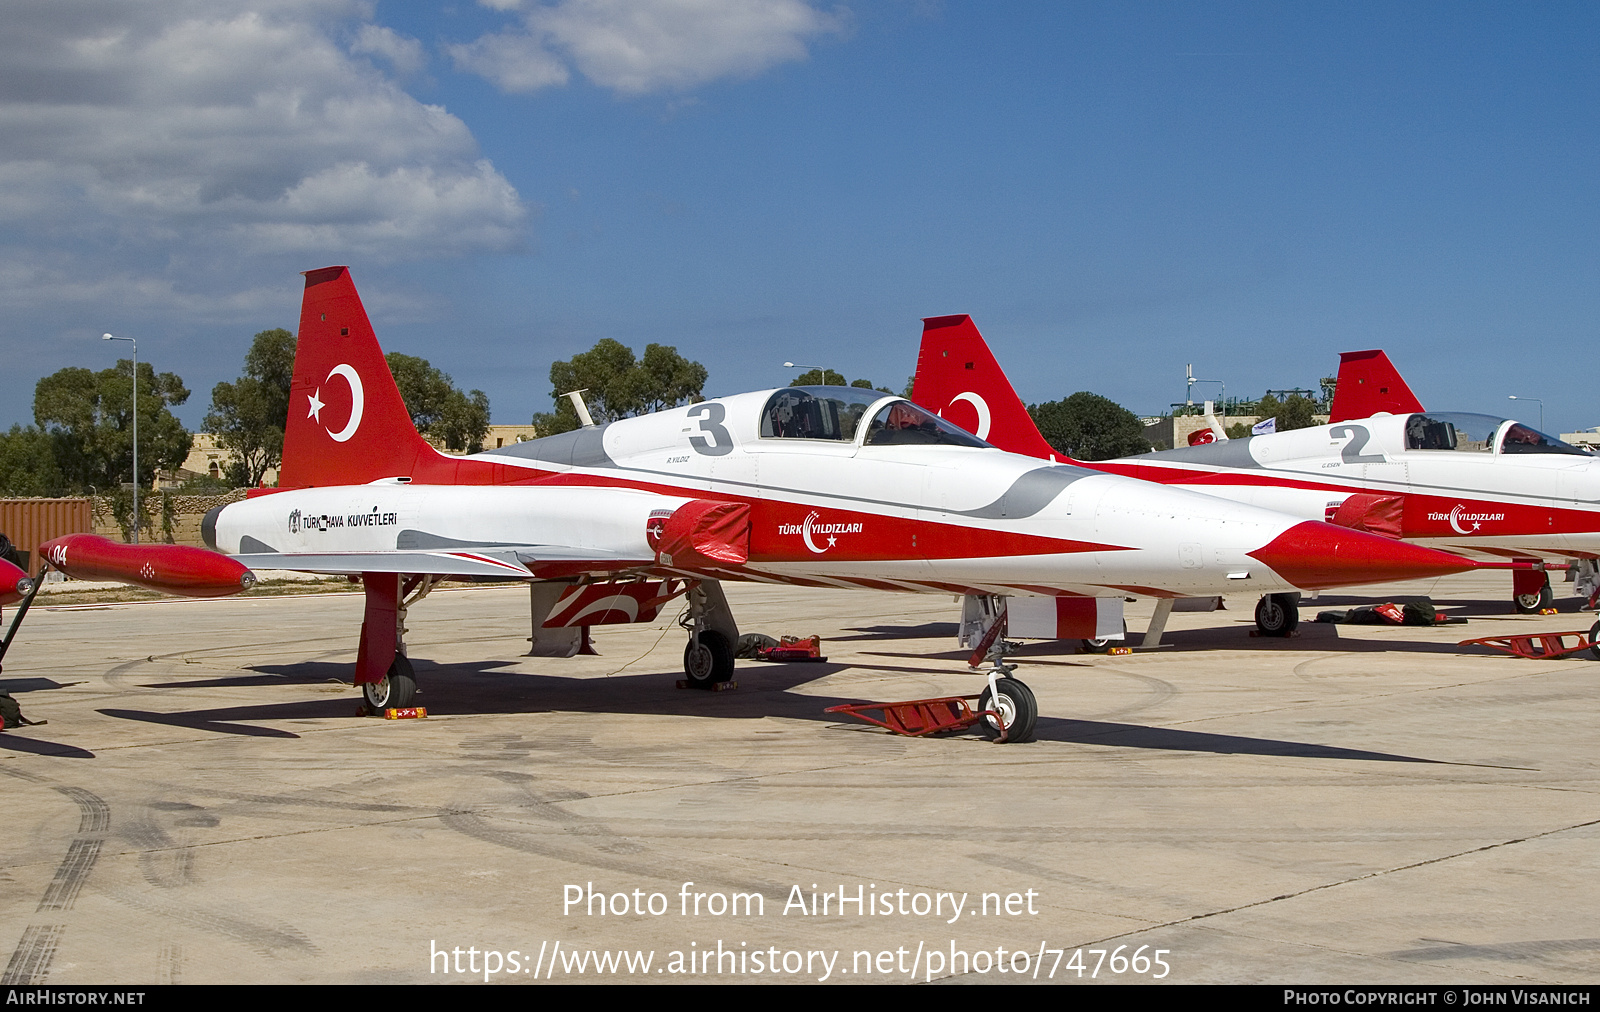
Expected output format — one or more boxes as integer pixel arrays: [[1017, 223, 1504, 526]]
[[437, 458, 1134, 563]]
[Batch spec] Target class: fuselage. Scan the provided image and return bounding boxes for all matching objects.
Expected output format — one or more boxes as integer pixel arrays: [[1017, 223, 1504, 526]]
[[1097, 411, 1600, 563], [211, 387, 1467, 599]]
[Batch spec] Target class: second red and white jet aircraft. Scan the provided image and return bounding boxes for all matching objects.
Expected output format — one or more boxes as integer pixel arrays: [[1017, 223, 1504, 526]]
[[913, 315, 1593, 636]]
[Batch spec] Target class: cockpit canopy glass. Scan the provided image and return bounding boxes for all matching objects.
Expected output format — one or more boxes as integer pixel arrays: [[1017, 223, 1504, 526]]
[[1499, 421, 1590, 455], [864, 400, 991, 448], [758, 387, 992, 448], [760, 387, 885, 441], [1403, 412, 1590, 456]]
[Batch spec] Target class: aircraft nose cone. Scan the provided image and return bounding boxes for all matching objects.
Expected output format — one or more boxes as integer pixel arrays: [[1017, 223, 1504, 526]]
[[1247, 521, 1475, 590]]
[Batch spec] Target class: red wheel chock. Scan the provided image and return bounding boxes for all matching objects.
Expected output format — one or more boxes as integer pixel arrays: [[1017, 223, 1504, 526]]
[[824, 695, 1002, 740], [1459, 631, 1598, 660]]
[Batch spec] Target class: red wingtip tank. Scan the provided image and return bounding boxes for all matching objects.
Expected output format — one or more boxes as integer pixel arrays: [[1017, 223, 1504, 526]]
[[38, 535, 257, 598], [0, 557, 34, 606]]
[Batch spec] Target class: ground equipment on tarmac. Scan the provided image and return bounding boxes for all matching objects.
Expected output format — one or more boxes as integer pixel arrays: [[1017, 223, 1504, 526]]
[[824, 673, 1034, 743], [1458, 625, 1600, 660]]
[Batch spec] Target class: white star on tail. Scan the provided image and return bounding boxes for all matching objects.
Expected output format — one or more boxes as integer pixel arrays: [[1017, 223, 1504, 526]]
[[307, 389, 324, 422]]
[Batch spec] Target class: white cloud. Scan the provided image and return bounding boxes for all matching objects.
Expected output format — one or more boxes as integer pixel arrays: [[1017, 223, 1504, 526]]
[[447, 29, 571, 93], [351, 24, 427, 76], [452, 0, 846, 96], [0, 0, 527, 270]]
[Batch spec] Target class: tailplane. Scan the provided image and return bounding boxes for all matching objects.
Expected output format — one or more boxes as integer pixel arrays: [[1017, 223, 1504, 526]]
[[278, 267, 440, 488], [912, 315, 1061, 460], [1328, 350, 1424, 423]]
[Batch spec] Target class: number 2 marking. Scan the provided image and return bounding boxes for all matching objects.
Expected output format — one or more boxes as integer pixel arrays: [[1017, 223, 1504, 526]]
[[1330, 424, 1385, 464]]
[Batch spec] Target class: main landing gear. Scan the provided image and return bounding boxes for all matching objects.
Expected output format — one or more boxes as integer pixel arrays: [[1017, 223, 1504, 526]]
[[1513, 570, 1553, 614], [680, 580, 739, 689], [1254, 593, 1301, 637], [354, 573, 436, 712], [363, 653, 417, 710]]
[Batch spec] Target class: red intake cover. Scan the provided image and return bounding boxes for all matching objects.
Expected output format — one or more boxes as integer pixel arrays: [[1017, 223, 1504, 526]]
[[1328, 493, 1405, 539], [656, 500, 751, 567]]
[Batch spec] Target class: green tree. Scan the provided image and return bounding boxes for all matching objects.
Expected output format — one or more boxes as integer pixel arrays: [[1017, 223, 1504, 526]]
[[1256, 392, 1318, 432], [793, 368, 846, 386], [0, 424, 65, 496], [790, 369, 893, 393], [533, 340, 708, 435], [385, 353, 492, 453], [205, 328, 295, 486], [1028, 392, 1151, 460], [34, 360, 191, 491]]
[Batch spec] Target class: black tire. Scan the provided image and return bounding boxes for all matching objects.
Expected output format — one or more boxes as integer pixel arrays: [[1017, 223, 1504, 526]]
[[363, 653, 417, 710], [1588, 619, 1600, 662], [1081, 620, 1128, 653], [1514, 576, 1553, 615], [1255, 593, 1301, 637], [977, 677, 1037, 743], [683, 630, 735, 689]]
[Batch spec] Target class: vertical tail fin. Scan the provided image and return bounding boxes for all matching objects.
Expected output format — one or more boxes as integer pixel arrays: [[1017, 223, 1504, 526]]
[[912, 315, 1062, 460], [278, 267, 438, 488], [1328, 350, 1424, 423]]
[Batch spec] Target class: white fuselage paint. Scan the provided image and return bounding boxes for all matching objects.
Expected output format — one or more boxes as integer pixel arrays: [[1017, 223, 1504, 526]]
[[1123, 413, 1600, 561], [214, 390, 1391, 599]]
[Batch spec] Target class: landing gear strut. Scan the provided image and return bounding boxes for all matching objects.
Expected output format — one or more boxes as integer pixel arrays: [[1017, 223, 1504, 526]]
[[355, 572, 436, 711], [960, 596, 1037, 742], [680, 580, 738, 689]]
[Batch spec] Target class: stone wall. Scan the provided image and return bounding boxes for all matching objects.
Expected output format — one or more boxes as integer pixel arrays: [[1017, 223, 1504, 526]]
[[90, 490, 248, 546]]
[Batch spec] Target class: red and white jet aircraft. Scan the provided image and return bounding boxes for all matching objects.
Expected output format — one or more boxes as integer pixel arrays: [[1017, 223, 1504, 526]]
[[913, 315, 1595, 636], [44, 269, 1474, 740]]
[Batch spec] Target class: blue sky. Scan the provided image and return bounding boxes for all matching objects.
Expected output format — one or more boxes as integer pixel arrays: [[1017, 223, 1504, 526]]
[[2, 1, 1596, 435]]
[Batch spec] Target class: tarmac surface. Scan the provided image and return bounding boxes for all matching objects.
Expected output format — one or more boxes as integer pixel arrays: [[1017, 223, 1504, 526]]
[[1, 572, 1597, 985]]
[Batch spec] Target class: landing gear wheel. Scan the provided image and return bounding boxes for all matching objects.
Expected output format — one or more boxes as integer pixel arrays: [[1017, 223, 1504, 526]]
[[977, 677, 1037, 743], [1255, 593, 1301, 637], [1588, 620, 1600, 662], [1514, 577, 1553, 615], [1081, 621, 1128, 654], [683, 630, 734, 689], [362, 653, 417, 710]]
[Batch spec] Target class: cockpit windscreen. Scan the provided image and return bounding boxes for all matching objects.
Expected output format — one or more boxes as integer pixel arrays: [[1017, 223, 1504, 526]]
[[760, 387, 885, 442], [863, 400, 990, 447], [1404, 412, 1590, 456]]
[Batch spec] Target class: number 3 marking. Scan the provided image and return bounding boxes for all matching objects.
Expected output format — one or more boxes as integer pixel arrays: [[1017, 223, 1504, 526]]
[[688, 402, 733, 456]]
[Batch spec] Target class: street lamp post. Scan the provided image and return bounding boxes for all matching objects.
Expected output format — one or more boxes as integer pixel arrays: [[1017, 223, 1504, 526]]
[[103, 333, 138, 544], [1508, 395, 1544, 431]]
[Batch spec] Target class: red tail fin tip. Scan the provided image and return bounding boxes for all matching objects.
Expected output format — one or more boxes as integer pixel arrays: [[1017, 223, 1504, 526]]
[[912, 315, 1061, 460], [278, 267, 437, 489], [1328, 350, 1424, 423]]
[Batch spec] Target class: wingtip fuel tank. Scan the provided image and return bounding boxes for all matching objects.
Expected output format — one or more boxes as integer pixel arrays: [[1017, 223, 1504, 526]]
[[0, 557, 33, 606], [38, 535, 258, 598]]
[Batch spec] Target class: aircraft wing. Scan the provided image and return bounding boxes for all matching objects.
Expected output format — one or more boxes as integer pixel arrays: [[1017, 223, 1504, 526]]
[[232, 546, 650, 579]]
